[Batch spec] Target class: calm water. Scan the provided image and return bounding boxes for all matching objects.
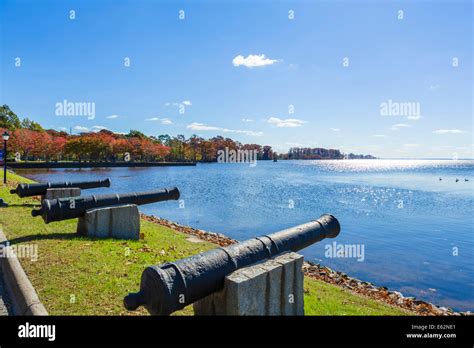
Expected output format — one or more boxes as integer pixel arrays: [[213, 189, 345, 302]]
[[19, 160, 474, 311]]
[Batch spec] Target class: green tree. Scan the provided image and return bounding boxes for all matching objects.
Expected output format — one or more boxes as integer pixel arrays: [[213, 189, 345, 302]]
[[158, 134, 171, 146], [126, 129, 146, 139], [262, 145, 273, 160], [21, 118, 44, 132], [0, 105, 22, 130]]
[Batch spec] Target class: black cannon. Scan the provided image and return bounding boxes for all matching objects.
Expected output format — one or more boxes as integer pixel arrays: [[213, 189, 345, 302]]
[[31, 187, 180, 223], [10, 178, 112, 198], [124, 214, 340, 316]]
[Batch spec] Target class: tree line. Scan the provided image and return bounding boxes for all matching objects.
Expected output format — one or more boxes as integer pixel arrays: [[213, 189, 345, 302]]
[[1, 104, 371, 162], [0, 105, 277, 162]]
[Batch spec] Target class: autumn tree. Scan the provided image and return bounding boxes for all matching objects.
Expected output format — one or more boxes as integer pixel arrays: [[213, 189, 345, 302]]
[[9, 129, 36, 160]]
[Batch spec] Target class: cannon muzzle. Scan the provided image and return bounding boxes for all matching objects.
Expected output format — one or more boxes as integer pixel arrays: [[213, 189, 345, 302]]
[[124, 214, 340, 315], [10, 178, 111, 198], [31, 209, 42, 217], [31, 187, 180, 223]]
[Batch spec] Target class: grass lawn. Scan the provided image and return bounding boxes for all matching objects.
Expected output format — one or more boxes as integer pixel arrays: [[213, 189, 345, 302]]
[[0, 171, 410, 315]]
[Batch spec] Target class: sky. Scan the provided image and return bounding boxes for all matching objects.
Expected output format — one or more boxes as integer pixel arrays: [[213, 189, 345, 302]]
[[0, 0, 472, 159]]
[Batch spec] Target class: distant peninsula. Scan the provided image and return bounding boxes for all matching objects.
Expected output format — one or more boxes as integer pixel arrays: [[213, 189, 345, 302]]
[[278, 147, 376, 160]]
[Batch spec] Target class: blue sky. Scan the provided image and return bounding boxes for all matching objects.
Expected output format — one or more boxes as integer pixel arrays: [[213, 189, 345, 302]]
[[0, 0, 472, 158]]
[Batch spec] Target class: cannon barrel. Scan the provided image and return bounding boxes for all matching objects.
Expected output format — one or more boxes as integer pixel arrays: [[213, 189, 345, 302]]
[[10, 178, 112, 198], [31, 187, 180, 223], [123, 214, 340, 315]]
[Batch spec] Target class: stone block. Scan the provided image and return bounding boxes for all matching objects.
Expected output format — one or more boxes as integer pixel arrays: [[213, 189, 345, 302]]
[[43, 188, 81, 200], [193, 252, 304, 316], [77, 204, 140, 240]]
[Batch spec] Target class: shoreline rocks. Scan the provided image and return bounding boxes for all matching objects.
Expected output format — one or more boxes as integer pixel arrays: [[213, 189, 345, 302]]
[[140, 213, 470, 316]]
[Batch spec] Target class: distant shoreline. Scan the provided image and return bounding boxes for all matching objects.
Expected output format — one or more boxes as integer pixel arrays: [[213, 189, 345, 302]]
[[7, 161, 196, 169], [7, 158, 473, 170]]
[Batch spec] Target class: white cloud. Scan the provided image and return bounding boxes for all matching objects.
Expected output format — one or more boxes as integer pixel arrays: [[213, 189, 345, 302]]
[[372, 134, 386, 138], [267, 117, 307, 128], [407, 115, 422, 120], [187, 122, 220, 131], [106, 114, 119, 119], [232, 54, 279, 68], [433, 129, 467, 134], [403, 143, 419, 147], [288, 63, 299, 70], [330, 128, 340, 132], [165, 100, 192, 110], [73, 126, 89, 132], [242, 118, 254, 122], [285, 141, 318, 147], [146, 117, 173, 125], [72, 125, 107, 133], [391, 123, 412, 131], [222, 128, 263, 136], [429, 84, 440, 91], [186, 122, 263, 136], [285, 142, 306, 147]]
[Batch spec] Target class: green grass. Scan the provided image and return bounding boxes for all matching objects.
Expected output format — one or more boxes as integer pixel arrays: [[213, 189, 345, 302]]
[[303, 278, 411, 315], [0, 171, 410, 315]]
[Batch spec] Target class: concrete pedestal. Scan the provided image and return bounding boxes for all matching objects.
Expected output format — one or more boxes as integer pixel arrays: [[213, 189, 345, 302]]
[[77, 204, 140, 240], [43, 188, 81, 200], [193, 252, 304, 316]]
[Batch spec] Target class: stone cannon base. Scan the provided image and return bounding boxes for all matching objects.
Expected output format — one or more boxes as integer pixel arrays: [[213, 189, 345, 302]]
[[77, 204, 140, 240], [193, 252, 304, 316], [42, 188, 81, 200]]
